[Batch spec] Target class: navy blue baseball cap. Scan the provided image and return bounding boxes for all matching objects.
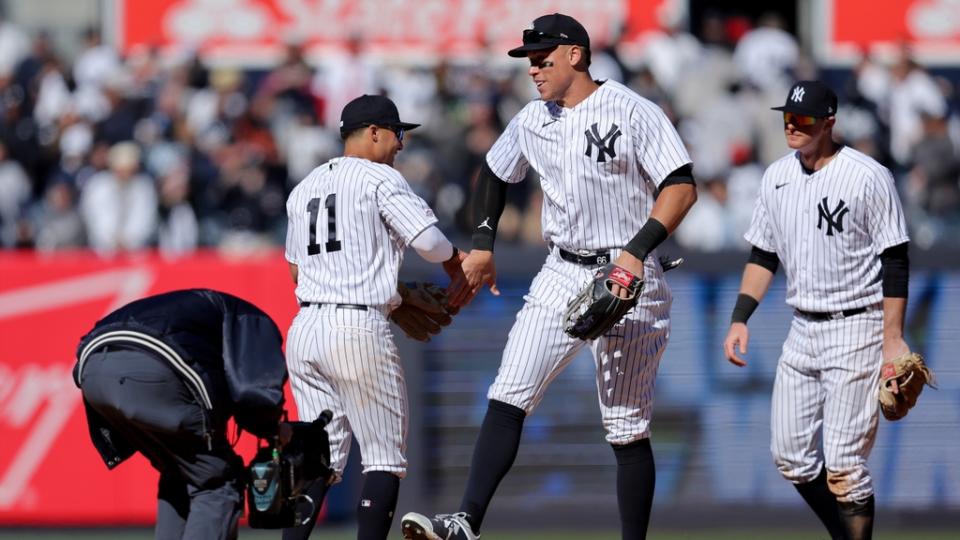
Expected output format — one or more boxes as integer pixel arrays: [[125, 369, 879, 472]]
[[772, 81, 838, 117], [339, 94, 420, 138], [508, 13, 590, 58]]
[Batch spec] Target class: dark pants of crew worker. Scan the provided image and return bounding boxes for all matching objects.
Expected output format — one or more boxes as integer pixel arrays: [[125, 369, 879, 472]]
[[80, 347, 245, 540]]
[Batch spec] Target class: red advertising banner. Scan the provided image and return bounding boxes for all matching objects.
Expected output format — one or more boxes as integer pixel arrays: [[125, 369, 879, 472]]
[[0, 250, 299, 524], [820, 0, 960, 64], [116, 0, 672, 64]]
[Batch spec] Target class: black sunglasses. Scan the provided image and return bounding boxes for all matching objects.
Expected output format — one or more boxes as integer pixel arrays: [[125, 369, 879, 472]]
[[522, 29, 570, 45], [366, 124, 404, 142]]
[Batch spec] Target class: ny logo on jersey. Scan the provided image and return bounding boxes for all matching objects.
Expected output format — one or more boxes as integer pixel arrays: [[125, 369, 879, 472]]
[[816, 197, 849, 236], [792, 86, 805, 102], [584, 123, 621, 163]]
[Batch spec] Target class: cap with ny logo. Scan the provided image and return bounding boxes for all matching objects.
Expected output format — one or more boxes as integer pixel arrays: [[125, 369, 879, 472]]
[[772, 80, 838, 118]]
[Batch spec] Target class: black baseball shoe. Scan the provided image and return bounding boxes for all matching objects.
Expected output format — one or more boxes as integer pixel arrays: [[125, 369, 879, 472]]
[[401, 511, 479, 540]]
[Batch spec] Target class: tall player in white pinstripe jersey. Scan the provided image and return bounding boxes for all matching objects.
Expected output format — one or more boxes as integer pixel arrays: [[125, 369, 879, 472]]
[[402, 13, 697, 540], [723, 81, 911, 540], [283, 94, 467, 540]]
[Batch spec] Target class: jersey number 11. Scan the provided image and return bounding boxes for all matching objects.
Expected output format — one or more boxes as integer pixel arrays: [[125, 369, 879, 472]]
[[307, 194, 342, 255]]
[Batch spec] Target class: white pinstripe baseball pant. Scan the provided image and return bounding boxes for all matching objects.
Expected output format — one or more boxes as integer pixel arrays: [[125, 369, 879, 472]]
[[771, 309, 884, 502], [286, 304, 408, 482], [488, 250, 672, 444]]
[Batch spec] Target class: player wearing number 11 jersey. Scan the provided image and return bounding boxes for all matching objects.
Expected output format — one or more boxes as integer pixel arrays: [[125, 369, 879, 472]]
[[283, 94, 466, 540]]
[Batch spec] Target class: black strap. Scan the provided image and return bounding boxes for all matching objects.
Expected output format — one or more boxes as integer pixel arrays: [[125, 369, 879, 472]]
[[557, 247, 611, 267], [795, 307, 867, 321], [299, 302, 368, 311]]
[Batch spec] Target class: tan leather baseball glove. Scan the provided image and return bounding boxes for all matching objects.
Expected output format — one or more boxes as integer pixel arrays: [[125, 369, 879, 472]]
[[390, 282, 459, 342], [878, 352, 936, 421]]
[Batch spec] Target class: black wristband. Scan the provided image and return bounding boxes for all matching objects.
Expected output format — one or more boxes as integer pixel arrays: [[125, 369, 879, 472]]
[[445, 245, 460, 264], [731, 293, 760, 324], [623, 218, 668, 261]]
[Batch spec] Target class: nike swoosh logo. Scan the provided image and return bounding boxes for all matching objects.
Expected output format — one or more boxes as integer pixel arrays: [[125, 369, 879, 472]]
[[775, 182, 790, 190], [542, 119, 559, 127]]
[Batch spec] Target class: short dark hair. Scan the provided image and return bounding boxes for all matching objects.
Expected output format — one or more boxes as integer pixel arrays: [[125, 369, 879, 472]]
[[342, 126, 368, 141]]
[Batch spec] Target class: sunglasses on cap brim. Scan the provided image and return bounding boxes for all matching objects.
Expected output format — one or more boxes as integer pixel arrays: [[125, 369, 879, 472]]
[[522, 29, 573, 45]]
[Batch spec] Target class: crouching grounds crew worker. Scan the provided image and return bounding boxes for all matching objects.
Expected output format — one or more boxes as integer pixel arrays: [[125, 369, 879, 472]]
[[75, 288, 298, 540]]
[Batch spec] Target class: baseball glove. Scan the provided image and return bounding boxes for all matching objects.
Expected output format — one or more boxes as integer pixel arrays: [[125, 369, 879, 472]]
[[878, 352, 936, 421], [564, 263, 643, 341], [390, 282, 459, 342]]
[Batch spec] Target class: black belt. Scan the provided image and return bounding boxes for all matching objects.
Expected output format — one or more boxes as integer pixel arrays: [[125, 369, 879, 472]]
[[557, 247, 611, 266], [795, 307, 868, 321], [299, 302, 367, 311]]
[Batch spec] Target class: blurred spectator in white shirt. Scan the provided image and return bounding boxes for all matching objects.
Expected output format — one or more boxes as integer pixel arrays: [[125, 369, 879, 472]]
[[733, 13, 798, 92], [888, 49, 947, 168], [157, 163, 198, 256], [73, 28, 120, 90], [0, 15, 29, 78], [852, 49, 892, 116], [640, 17, 701, 93], [725, 147, 764, 249], [311, 35, 380, 131], [186, 66, 246, 138], [72, 28, 121, 123], [33, 60, 71, 130], [0, 141, 30, 247], [79, 141, 157, 254], [674, 177, 734, 252]]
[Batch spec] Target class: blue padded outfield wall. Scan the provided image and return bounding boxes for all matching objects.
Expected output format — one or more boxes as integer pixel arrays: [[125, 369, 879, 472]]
[[392, 268, 959, 521]]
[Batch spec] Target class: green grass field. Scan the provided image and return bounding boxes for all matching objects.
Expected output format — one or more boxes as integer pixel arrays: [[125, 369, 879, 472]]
[[0, 529, 957, 540]]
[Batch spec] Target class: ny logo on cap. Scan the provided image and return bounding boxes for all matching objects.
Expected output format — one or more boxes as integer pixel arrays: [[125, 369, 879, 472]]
[[791, 86, 805, 103]]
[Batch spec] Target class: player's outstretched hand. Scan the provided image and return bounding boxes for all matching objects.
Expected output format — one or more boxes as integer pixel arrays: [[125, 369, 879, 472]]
[[612, 252, 645, 299], [443, 248, 471, 307], [462, 249, 500, 302], [724, 323, 750, 367]]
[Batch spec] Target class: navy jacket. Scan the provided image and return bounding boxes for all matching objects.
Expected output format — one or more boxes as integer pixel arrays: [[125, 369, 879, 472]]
[[75, 289, 288, 468]]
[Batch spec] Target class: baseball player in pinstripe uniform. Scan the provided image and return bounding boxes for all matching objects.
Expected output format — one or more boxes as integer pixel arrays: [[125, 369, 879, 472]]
[[402, 13, 697, 540], [723, 81, 911, 540], [283, 94, 467, 540]]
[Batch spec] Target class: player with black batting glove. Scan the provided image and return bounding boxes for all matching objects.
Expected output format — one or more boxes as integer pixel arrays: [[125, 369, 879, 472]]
[[401, 12, 696, 540]]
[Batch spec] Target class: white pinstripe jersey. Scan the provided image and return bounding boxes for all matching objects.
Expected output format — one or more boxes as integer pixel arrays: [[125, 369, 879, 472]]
[[486, 80, 691, 252], [285, 156, 437, 308], [744, 146, 909, 312]]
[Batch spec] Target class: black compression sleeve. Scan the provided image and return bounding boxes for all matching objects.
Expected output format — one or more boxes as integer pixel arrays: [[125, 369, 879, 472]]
[[471, 161, 508, 251], [623, 218, 668, 261], [880, 243, 909, 298], [748, 246, 779, 274], [659, 163, 696, 188]]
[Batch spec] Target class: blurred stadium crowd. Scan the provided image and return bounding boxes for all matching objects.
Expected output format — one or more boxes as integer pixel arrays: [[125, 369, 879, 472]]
[[0, 11, 958, 256]]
